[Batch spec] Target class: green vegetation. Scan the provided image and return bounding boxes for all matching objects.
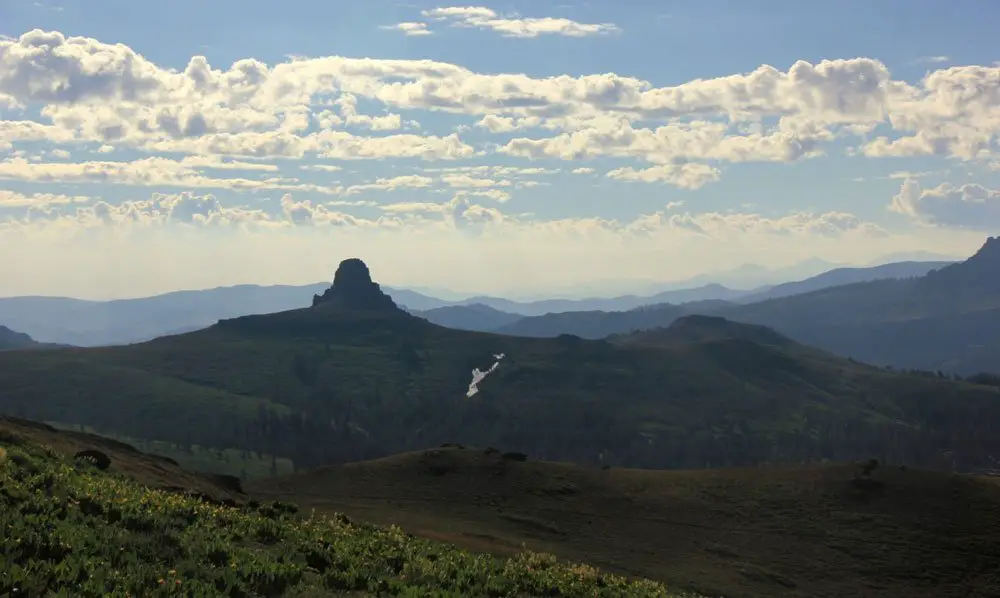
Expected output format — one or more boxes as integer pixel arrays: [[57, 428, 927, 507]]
[[0, 437, 691, 597]]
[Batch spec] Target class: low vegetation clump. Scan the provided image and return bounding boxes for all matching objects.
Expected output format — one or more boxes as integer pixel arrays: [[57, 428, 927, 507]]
[[0, 441, 693, 597]]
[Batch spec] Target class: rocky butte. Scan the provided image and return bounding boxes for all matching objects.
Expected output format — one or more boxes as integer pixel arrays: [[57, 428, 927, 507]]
[[311, 258, 400, 311]]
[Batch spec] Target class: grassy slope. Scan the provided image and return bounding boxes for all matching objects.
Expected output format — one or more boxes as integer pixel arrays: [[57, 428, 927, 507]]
[[0, 417, 691, 597], [249, 446, 1000, 598], [1, 308, 999, 470]]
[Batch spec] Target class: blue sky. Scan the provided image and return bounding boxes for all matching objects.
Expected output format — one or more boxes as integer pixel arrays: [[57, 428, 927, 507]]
[[0, 0, 998, 298]]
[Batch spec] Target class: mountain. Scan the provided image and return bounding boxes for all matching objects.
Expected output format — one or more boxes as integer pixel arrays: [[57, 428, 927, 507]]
[[0, 325, 52, 350], [459, 241, 1000, 375], [0, 282, 746, 345], [736, 260, 954, 304], [1, 256, 940, 346], [451, 283, 749, 317], [710, 237, 1000, 374], [413, 303, 523, 332], [633, 258, 839, 293], [611, 314, 796, 349], [0, 282, 450, 347], [494, 303, 696, 338], [398, 259, 957, 333], [1, 258, 999, 477], [868, 250, 964, 265]]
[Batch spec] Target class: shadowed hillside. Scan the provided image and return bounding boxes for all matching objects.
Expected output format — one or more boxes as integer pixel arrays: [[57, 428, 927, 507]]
[[250, 445, 1000, 598]]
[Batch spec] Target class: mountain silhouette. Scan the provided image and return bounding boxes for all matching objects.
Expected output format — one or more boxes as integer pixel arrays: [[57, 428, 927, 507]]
[[311, 258, 401, 312]]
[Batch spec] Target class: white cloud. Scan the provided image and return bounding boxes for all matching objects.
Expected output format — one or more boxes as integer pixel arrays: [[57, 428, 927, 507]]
[[339, 171, 515, 199], [890, 178, 1000, 229], [460, 188, 510, 202], [606, 163, 721, 189], [343, 175, 434, 195], [440, 173, 511, 188], [0, 156, 342, 194], [4, 188, 889, 242], [1, 29, 998, 178], [421, 6, 620, 38], [0, 190, 90, 207], [300, 164, 343, 172], [381, 22, 433, 36], [327, 93, 403, 131], [863, 65, 1000, 160], [571, 167, 595, 174], [475, 114, 542, 132]]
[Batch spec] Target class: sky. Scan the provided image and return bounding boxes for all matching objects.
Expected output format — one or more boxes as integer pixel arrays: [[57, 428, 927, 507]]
[[0, 0, 998, 299]]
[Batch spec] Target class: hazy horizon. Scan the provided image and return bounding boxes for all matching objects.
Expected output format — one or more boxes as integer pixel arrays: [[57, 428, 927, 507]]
[[0, 247, 967, 303]]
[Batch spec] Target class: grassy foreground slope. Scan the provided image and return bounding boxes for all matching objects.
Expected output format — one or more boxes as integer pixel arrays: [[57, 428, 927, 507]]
[[0, 417, 689, 597], [250, 446, 1000, 598]]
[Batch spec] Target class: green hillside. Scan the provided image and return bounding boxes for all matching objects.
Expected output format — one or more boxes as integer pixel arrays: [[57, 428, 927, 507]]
[[0, 417, 684, 597], [1, 259, 999, 474]]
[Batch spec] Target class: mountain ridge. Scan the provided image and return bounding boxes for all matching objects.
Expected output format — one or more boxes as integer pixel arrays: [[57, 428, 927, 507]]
[[1, 258, 999, 478], [0, 258, 955, 346]]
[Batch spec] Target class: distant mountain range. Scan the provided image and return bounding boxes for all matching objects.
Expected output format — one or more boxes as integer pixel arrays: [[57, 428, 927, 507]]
[[0, 244, 976, 348], [463, 240, 999, 375], [0, 257, 956, 348], [734, 260, 954, 304]]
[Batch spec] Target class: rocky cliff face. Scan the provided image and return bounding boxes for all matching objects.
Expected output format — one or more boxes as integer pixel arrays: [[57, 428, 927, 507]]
[[311, 258, 400, 311]]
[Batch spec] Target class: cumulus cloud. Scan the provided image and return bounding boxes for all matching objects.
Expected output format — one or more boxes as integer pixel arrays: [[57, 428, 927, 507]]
[[338, 171, 515, 200], [606, 163, 721, 189], [4, 186, 888, 244], [420, 6, 620, 38], [0, 156, 343, 194], [890, 178, 1000, 229], [343, 175, 434, 195], [1, 28, 998, 178], [322, 93, 403, 131], [380, 22, 433, 36], [863, 65, 1000, 160], [0, 190, 90, 207], [62, 191, 273, 228]]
